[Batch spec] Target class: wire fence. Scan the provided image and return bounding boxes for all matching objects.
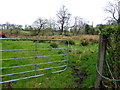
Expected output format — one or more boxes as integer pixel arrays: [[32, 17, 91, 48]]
[[95, 34, 120, 88], [0, 38, 70, 84]]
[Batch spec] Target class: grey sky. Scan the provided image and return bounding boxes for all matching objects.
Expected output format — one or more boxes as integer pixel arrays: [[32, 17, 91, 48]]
[[0, 0, 115, 26]]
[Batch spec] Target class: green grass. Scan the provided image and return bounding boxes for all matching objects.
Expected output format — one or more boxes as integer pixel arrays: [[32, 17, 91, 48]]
[[68, 41, 98, 88], [1, 39, 98, 88], [80, 51, 98, 87]]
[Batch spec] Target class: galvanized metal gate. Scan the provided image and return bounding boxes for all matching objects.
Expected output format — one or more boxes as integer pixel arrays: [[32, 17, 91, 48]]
[[0, 38, 69, 84]]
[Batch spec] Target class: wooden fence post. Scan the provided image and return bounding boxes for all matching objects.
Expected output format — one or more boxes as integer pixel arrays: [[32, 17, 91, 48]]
[[95, 34, 107, 88]]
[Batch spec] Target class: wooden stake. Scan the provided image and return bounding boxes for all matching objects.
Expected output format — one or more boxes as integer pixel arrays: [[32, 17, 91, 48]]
[[95, 34, 107, 88]]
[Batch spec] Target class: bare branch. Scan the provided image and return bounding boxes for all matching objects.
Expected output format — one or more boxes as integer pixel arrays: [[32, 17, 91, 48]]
[[56, 5, 71, 35], [105, 1, 119, 21], [33, 18, 47, 34]]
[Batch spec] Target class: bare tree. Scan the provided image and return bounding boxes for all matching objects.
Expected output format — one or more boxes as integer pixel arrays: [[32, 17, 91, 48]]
[[118, 1, 120, 22], [71, 17, 86, 35], [105, 1, 120, 23], [6, 22, 10, 29], [45, 18, 57, 30], [56, 5, 71, 35], [33, 18, 47, 35], [0, 24, 3, 30]]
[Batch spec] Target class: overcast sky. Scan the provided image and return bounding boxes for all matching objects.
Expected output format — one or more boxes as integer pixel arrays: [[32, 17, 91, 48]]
[[0, 0, 115, 26]]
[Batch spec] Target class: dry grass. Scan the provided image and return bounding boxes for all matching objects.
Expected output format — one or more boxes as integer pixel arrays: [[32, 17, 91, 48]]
[[8, 35, 99, 40]]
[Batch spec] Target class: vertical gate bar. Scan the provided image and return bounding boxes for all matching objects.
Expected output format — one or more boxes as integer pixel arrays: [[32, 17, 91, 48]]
[[66, 40, 70, 66], [34, 40, 38, 75], [0, 39, 2, 89]]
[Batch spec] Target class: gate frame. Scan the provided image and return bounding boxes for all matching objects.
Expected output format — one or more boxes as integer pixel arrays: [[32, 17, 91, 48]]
[[0, 38, 70, 84]]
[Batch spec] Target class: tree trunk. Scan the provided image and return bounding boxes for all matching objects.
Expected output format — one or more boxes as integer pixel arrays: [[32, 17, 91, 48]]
[[61, 23, 64, 35], [118, 1, 120, 23]]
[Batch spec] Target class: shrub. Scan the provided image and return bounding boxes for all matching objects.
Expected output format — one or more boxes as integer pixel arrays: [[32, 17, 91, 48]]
[[69, 40, 75, 45], [50, 43, 58, 48], [81, 40, 89, 46], [33, 40, 37, 43], [92, 40, 98, 44], [33, 40, 46, 43], [89, 39, 98, 44], [57, 50, 63, 54], [38, 40, 46, 43], [69, 49, 82, 54], [62, 40, 75, 45]]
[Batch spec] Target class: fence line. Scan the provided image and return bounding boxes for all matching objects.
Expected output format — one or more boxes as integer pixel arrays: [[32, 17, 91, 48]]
[[95, 34, 120, 88]]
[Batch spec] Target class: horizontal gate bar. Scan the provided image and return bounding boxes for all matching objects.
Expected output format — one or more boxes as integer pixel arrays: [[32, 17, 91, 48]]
[[1, 65, 67, 77], [0, 74, 45, 84], [1, 60, 68, 69], [0, 38, 68, 41], [0, 54, 68, 61], [52, 68, 67, 73], [0, 48, 68, 52], [0, 68, 67, 84]]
